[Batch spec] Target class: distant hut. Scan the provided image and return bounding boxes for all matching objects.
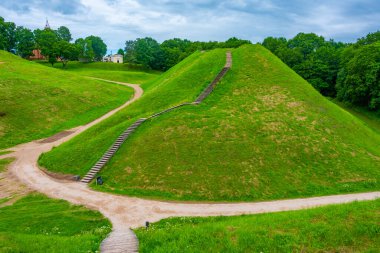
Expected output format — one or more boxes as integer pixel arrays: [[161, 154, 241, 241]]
[[103, 54, 123, 64], [29, 49, 45, 60], [111, 54, 123, 63]]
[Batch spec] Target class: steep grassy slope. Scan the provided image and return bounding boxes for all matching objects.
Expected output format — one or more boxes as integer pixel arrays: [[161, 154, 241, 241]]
[[91, 44, 379, 201], [0, 194, 111, 252], [39, 49, 227, 175], [39, 61, 160, 83], [136, 200, 380, 252], [0, 51, 133, 149]]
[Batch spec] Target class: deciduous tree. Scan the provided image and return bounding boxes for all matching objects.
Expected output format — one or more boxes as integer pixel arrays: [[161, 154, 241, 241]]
[[15, 26, 35, 58], [56, 26, 72, 42], [86, 36, 107, 61]]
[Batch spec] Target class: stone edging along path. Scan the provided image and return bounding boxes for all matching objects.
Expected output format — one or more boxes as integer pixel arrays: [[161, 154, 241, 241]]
[[81, 51, 232, 183]]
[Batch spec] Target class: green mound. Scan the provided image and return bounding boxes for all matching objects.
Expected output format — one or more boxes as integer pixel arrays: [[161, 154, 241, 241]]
[[0, 51, 133, 149], [136, 199, 380, 252], [0, 194, 111, 252], [39, 49, 227, 176], [41, 45, 380, 201]]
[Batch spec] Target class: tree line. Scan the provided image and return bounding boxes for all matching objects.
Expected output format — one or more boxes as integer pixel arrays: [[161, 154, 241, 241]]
[[0, 16, 107, 67], [122, 37, 251, 71], [262, 31, 380, 110]]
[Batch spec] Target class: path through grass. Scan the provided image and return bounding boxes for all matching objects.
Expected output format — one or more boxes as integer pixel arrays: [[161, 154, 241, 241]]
[[40, 45, 380, 202]]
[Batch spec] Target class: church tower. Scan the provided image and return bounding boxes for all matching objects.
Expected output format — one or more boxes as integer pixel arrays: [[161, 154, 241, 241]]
[[44, 19, 50, 30]]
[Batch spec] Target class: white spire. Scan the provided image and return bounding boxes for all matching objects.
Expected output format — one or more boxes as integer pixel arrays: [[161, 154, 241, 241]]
[[45, 18, 50, 29]]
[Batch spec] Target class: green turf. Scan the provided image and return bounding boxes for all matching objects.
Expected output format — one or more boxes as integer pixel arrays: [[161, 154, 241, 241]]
[[0, 51, 134, 149], [40, 45, 380, 201], [39, 49, 227, 176], [135, 199, 380, 252], [0, 194, 111, 253], [0, 198, 11, 206], [0, 158, 14, 172], [332, 99, 380, 134], [38, 61, 161, 83]]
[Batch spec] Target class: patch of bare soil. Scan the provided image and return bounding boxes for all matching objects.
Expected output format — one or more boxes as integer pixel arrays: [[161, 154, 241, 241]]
[[39, 130, 75, 143], [41, 167, 78, 181]]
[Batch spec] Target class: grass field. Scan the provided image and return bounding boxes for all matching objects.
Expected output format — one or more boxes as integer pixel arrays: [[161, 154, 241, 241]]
[[0, 194, 111, 253], [38, 61, 160, 84], [135, 199, 380, 252], [39, 49, 227, 176], [40, 45, 380, 201], [0, 51, 134, 149]]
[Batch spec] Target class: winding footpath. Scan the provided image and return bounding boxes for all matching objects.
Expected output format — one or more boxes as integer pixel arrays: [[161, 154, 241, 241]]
[[1, 66, 380, 252]]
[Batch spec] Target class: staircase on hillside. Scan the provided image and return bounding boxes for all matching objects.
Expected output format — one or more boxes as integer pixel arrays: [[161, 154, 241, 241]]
[[81, 51, 232, 184], [80, 118, 146, 183]]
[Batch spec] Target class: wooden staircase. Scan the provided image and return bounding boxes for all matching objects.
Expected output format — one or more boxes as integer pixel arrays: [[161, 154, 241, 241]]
[[81, 51, 232, 184]]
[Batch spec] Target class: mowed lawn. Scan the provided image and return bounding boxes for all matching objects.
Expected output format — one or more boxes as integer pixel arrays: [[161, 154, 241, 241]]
[[135, 199, 380, 253], [39, 61, 160, 84], [0, 194, 111, 253], [39, 49, 227, 176], [92, 45, 379, 201], [0, 51, 134, 149]]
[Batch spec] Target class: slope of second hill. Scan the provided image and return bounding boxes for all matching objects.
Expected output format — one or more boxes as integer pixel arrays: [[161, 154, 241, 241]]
[[0, 51, 134, 149], [91, 44, 380, 201]]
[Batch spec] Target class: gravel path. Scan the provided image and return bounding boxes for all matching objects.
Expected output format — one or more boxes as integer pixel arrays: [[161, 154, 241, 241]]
[[2, 78, 380, 252]]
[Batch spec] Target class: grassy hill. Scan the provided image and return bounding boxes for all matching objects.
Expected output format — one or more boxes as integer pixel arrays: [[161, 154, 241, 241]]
[[40, 45, 380, 201], [0, 194, 111, 252], [0, 51, 134, 149], [39, 49, 227, 175], [38, 61, 160, 83], [136, 199, 380, 252]]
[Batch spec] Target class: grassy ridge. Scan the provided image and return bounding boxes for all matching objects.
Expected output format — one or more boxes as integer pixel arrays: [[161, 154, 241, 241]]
[[136, 200, 380, 252], [0, 51, 134, 149], [38, 61, 161, 83], [0, 194, 111, 252], [39, 49, 227, 176], [91, 44, 380, 201]]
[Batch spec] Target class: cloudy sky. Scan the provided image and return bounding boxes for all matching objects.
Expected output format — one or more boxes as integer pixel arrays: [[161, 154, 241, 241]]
[[0, 0, 379, 52]]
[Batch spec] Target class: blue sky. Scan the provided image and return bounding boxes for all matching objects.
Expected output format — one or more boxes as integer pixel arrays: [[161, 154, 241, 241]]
[[0, 0, 379, 52]]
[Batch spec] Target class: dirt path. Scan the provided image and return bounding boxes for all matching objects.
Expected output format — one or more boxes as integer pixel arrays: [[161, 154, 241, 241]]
[[2, 78, 380, 252]]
